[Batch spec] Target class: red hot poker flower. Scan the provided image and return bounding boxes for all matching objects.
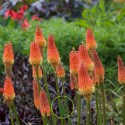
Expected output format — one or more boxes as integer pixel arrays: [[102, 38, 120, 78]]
[[32, 80, 40, 110], [29, 42, 42, 72], [117, 55, 125, 84], [47, 34, 60, 70], [92, 70, 99, 85], [40, 89, 51, 117], [78, 61, 95, 102], [34, 26, 46, 55], [3, 77, 15, 107], [91, 50, 105, 82], [69, 47, 79, 78], [56, 63, 65, 78], [3, 42, 14, 78], [79, 44, 94, 72], [86, 28, 97, 51]]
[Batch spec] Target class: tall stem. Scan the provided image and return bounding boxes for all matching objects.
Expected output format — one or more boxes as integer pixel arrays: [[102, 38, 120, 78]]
[[123, 84, 125, 124], [87, 100, 90, 125], [9, 106, 14, 125], [77, 94, 81, 125], [35, 66, 46, 125], [12, 102, 20, 125], [95, 85, 100, 125], [100, 83, 106, 125], [54, 72, 63, 125], [74, 89, 78, 111], [42, 61, 56, 125], [61, 78, 71, 125]]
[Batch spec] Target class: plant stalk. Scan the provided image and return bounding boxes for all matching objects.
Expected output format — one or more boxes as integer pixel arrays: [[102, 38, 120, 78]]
[[95, 85, 100, 125], [87, 100, 90, 125], [12, 101, 20, 125], [74, 89, 78, 111], [100, 83, 106, 125], [78, 94, 81, 125], [123, 84, 125, 125], [42, 61, 56, 125], [9, 106, 14, 125]]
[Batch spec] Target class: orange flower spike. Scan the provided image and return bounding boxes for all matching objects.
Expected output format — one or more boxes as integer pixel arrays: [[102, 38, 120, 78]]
[[3, 77, 15, 107], [47, 34, 60, 70], [29, 42, 42, 71], [92, 70, 99, 85], [3, 42, 14, 78], [70, 74, 78, 90], [0, 88, 4, 94], [86, 28, 97, 51], [69, 47, 79, 77], [79, 44, 94, 72], [32, 80, 40, 110], [40, 89, 51, 117], [34, 26, 46, 55], [117, 55, 125, 84], [32, 66, 42, 79], [91, 50, 105, 82], [78, 61, 95, 102], [56, 63, 65, 78]]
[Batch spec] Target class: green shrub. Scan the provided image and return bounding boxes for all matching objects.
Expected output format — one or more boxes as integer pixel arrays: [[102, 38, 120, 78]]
[[0, 18, 85, 75]]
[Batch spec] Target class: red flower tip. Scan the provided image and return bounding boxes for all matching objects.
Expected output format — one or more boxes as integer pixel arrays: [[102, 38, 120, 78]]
[[40, 89, 51, 116], [56, 63, 65, 78], [78, 61, 95, 101], [86, 28, 97, 51], [117, 55, 125, 84], [79, 44, 94, 72], [32, 80, 40, 110], [91, 50, 105, 82], [47, 34, 60, 70], [3, 77, 15, 107], [22, 19, 31, 31]]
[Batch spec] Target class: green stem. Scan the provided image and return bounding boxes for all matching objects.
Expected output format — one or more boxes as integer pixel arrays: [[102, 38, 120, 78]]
[[35, 68, 41, 93], [42, 61, 56, 125], [74, 89, 78, 111], [123, 84, 125, 124], [12, 102, 20, 125], [78, 94, 81, 125], [87, 100, 90, 125], [61, 78, 71, 125], [54, 72, 63, 125], [9, 106, 14, 125], [100, 83, 106, 125], [95, 85, 100, 125]]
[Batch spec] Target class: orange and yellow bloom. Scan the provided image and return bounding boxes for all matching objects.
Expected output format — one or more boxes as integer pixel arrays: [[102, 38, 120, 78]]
[[3, 77, 15, 107], [92, 70, 99, 85], [78, 61, 94, 101], [86, 28, 97, 51], [47, 34, 60, 70], [79, 44, 94, 72], [34, 26, 46, 55], [56, 63, 65, 78], [3, 42, 14, 78], [91, 50, 105, 82], [69, 47, 79, 78], [40, 89, 51, 117], [117, 55, 125, 84], [32, 80, 40, 110]]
